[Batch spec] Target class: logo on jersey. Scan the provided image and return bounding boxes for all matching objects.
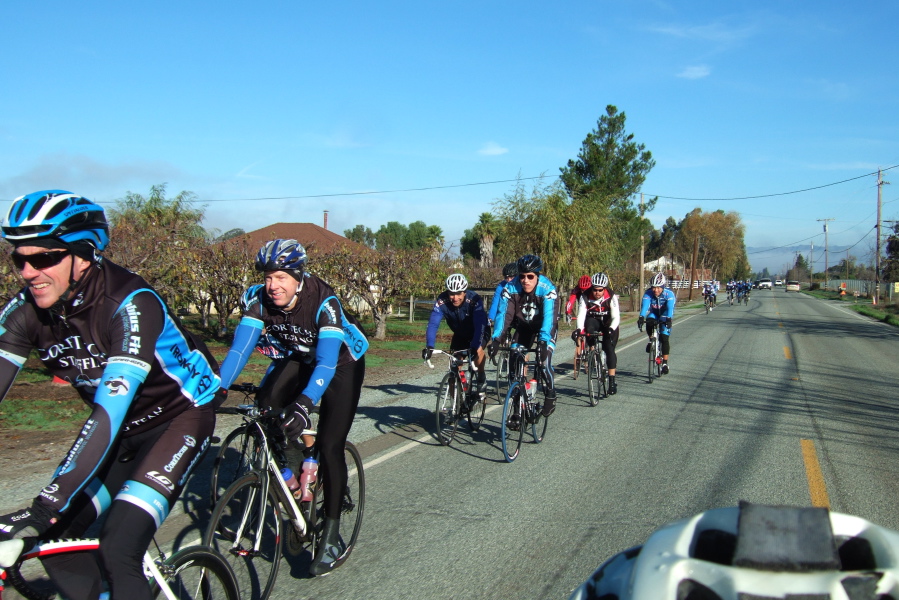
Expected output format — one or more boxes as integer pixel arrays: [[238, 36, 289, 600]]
[[104, 376, 129, 396], [184, 435, 196, 447], [146, 470, 175, 491], [521, 301, 537, 323]]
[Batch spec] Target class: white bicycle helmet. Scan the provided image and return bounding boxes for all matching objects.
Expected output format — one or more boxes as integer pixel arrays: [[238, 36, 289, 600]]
[[591, 273, 610, 288], [570, 502, 899, 600], [650, 272, 667, 288], [445, 273, 468, 293]]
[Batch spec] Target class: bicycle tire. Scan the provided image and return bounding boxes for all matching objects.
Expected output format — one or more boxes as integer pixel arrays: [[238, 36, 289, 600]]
[[598, 350, 608, 399], [531, 383, 549, 443], [6, 561, 54, 600], [654, 341, 663, 378], [308, 442, 366, 572], [647, 339, 655, 384], [203, 470, 282, 600], [586, 350, 599, 406], [572, 347, 581, 380], [151, 545, 241, 600], [501, 383, 525, 462], [494, 350, 510, 402], [436, 372, 461, 446], [209, 424, 267, 507], [466, 388, 486, 432]]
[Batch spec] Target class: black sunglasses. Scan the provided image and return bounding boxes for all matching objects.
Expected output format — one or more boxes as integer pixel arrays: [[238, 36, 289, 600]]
[[11, 250, 71, 271], [519, 273, 537, 281]]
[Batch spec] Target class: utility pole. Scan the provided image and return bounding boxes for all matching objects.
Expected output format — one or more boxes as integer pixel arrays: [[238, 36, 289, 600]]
[[639, 193, 645, 295], [817, 218, 834, 289], [810, 241, 814, 288], [875, 169, 890, 304], [845, 249, 850, 280], [688, 236, 699, 301]]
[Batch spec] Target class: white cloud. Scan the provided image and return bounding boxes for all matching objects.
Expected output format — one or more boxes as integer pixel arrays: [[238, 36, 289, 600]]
[[648, 21, 755, 44], [478, 142, 508, 156], [677, 65, 711, 79]]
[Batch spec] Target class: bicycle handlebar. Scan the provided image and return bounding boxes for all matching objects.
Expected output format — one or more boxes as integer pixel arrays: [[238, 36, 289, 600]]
[[424, 349, 478, 372]]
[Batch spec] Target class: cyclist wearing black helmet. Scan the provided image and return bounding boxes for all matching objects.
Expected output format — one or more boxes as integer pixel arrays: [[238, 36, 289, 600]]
[[487, 262, 518, 326], [487, 254, 559, 416], [215, 238, 368, 576], [0, 191, 220, 600], [422, 274, 488, 393]]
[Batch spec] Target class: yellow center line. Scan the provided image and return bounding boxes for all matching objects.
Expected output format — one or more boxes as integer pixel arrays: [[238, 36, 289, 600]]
[[784, 346, 792, 360], [801, 439, 830, 508]]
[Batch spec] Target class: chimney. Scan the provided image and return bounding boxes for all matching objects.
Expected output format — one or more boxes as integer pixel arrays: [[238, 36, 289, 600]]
[[323, 210, 329, 231]]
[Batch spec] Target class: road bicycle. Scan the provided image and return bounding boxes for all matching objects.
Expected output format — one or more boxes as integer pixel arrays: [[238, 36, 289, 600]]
[[425, 349, 485, 445], [205, 384, 365, 600], [743, 290, 751, 306], [492, 340, 511, 403], [640, 322, 663, 384], [580, 333, 607, 406], [500, 345, 550, 463], [571, 333, 586, 381], [728, 290, 734, 306], [703, 293, 716, 314], [0, 536, 238, 600]]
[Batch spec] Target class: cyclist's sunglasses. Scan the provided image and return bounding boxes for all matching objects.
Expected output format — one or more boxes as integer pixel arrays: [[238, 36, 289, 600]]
[[592, 286, 605, 292], [11, 250, 71, 271], [519, 273, 537, 281]]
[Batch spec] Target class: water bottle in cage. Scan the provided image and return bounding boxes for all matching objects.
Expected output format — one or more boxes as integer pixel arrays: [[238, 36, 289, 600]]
[[525, 378, 537, 400]]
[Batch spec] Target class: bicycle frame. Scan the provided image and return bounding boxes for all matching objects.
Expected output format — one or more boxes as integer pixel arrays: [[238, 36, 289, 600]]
[[0, 538, 198, 600]]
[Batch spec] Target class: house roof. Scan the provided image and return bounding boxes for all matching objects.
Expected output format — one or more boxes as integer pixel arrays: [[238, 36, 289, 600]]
[[236, 222, 368, 255]]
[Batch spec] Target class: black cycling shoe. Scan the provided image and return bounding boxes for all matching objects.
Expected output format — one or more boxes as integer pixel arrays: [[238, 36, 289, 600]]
[[542, 393, 556, 417], [309, 517, 346, 577], [608, 380, 617, 395], [661, 363, 670, 375]]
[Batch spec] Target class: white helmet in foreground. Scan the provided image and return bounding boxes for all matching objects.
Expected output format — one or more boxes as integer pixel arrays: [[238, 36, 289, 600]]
[[570, 502, 899, 600]]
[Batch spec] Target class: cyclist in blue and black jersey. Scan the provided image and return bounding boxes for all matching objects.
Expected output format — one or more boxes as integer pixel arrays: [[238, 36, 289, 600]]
[[0, 191, 220, 600], [215, 238, 368, 577], [638, 272, 676, 375], [487, 262, 517, 326], [488, 254, 559, 417], [422, 273, 488, 394]]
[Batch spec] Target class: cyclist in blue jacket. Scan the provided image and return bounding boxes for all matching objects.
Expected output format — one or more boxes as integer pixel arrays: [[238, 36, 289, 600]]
[[422, 273, 488, 394], [488, 254, 559, 416], [487, 262, 517, 326], [638, 272, 676, 375]]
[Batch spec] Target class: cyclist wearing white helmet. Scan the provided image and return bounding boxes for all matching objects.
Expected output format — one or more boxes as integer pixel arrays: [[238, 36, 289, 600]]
[[0, 191, 220, 600], [638, 272, 675, 374], [423, 273, 488, 393], [216, 238, 369, 576], [570, 501, 899, 599], [575, 273, 621, 394]]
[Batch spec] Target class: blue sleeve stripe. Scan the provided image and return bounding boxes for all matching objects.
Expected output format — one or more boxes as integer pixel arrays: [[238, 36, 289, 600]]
[[116, 480, 170, 528], [0, 349, 27, 368], [239, 316, 265, 330], [304, 336, 341, 404], [219, 320, 264, 390]]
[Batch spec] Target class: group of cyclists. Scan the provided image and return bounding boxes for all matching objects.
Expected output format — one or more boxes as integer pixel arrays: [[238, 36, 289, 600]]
[[725, 279, 754, 304], [423, 259, 680, 407], [0, 190, 367, 597]]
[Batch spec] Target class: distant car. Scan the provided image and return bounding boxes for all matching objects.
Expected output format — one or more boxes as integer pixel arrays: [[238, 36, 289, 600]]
[[785, 281, 801, 292], [752, 280, 760, 289], [758, 278, 773, 290], [775, 279, 783, 286]]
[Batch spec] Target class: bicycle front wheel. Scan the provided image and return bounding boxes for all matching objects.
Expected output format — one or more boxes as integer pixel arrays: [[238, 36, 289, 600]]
[[151, 545, 241, 600], [308, 442, 366, 572], [501, 383, 525, 462], [203, 471, 282, 600], [598, 351, 608, 398], [586, 350, 599, 406], [209, 424, 266, 507], [647, 342, 655, 384], [466, 389, 485, 432], [436, 372, 461, 445]]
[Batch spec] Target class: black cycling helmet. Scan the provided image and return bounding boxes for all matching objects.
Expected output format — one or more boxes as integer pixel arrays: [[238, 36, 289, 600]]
[[502, 262, 517, 278], [517, 254, 543, 274]]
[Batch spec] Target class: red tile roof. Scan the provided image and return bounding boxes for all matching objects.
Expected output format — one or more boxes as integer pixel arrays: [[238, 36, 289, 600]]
[[234, 222, 368, 255]]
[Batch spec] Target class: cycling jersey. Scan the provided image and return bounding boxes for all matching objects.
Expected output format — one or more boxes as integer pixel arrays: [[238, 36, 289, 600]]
[[425, 290, 487, 350], [576, 289, 621, 332], [639, 287, 676, 336], [487, 278, 513, 322], [218, 272, 368, 405], [566, 286, 587, 316], [0, 259, 220, 517], [491, 275, 559, 346]]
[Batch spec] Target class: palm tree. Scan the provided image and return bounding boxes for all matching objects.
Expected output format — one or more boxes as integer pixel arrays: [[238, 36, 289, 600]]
[[471, 213, 497, 268]]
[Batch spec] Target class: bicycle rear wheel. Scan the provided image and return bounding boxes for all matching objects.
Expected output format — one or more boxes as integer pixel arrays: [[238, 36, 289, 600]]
[[203, 471, 282, 600], [435, 372, 461, 446], [151, 545, 241, 600], [586, 350, 599, 406], [598, 351, 608, 398], [572, 347, 581, 380], [501, 384, 525, 462], [210, 424, 266, 507], [308, 442, 365, 572], [531, 396, 549, 443]]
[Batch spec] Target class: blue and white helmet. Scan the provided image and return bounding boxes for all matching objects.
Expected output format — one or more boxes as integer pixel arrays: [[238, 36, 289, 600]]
[[2, 190, 110, 250], [255, 239, 307, 275], [650, 273, 667, 288]]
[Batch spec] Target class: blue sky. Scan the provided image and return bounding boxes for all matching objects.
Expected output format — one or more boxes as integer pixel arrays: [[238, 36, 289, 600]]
[[2, 1, 898, 273]]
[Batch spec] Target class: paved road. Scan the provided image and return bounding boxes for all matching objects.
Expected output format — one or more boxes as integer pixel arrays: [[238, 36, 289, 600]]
[[6, 290, 899, 599]]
